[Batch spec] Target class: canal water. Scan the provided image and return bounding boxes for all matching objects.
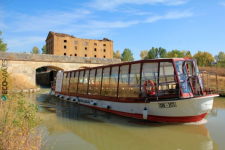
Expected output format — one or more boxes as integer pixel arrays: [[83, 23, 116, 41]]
[[26, 88, 225, 150]]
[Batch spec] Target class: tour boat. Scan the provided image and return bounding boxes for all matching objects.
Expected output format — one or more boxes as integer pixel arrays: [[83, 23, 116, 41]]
[[53, 58, 219, 123]]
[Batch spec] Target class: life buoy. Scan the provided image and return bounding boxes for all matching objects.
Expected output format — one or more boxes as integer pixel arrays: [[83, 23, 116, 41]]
[[143, 80, 156, 95]]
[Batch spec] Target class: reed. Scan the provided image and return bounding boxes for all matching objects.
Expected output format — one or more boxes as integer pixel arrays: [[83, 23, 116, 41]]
[[8, 73, 38, 90], [199, 67, 225, 96], [0, 69, 54, 149], [199, 66, 225, 77]]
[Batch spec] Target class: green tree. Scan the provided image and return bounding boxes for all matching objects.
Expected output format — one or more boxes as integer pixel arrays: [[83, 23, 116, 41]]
[[121, 48, 134, 61], [193, 51, 214, 66], [158, 47, 167, 58], [41, 45, 46, 54], [145, 47, 167, 59], [182, 50, 192, 58], [30, 46, 40, 54], [167, 49, 184, 58], [140, 50, 148, 60], [214, 51, 225, 67], [0, 30, 8, 52]]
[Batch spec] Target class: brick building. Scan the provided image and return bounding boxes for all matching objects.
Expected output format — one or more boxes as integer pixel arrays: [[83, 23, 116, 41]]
[[46, 31, 113, 58]]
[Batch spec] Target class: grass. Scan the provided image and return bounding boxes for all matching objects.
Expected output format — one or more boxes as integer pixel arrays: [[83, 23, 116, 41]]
[[199, 66, 225, 77], [199, 66, 225, 96], [9, 73, 38, 90], [0, 69, 54, 149]]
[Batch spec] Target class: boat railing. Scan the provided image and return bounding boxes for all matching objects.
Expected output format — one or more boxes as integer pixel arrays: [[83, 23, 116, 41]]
[[140, 72, 218, 99], [199, 71, 218, 94]]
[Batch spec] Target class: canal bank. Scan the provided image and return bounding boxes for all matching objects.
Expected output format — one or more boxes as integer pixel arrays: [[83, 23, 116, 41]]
[[24, 88, 225, 150]]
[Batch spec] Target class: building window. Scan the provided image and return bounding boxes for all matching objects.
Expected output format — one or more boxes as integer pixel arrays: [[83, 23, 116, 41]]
[[103, 49, 106, 52], [94, 55, 97, 57], [103, 44, 106, 46], [94, 43, 97, 46], [70, 54, 72, 56], [64, 45, 66, 49], [74, 41, 77, 44], [64, 40, 67, 43], [75, 46, 77, 50], [103, 55, 106, 58], [85, 42, 88, 45], [64, 53, 66, 56], [85, 54, 87, 57], [85, 47, 87, 50], [94, 48, 97, 51], [75, 54, 77, 56]]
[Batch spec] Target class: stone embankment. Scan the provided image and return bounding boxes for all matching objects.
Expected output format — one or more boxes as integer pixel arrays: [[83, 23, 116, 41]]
[[12, 88, 41, 94]]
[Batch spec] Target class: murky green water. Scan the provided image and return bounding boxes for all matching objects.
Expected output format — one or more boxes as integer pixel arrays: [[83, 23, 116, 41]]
[[26, 88, 225, 150]]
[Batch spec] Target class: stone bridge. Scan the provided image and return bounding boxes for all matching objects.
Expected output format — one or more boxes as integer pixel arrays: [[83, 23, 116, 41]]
[[0, 52, 121, 85]]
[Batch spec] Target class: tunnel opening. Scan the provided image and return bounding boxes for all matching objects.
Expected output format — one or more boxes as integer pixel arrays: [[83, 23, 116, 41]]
[[36, 66, 63, 87]]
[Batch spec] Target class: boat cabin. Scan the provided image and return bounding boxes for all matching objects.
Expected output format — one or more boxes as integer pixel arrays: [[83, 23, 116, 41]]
[[57, 58, 216, 101]]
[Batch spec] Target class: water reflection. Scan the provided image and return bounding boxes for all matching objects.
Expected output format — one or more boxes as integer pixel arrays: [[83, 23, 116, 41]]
[[30, 92, 219, 150]]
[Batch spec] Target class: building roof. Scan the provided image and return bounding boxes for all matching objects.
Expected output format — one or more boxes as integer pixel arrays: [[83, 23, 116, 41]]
[[46, 31, 112, 41]]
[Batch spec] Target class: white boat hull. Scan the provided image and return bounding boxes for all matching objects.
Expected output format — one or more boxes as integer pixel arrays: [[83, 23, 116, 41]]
[[55, 94, 218, 122]]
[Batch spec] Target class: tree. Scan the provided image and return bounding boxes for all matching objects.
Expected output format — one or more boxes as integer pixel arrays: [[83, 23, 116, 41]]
[[0, 30, 8, 52], [121, 48, 134, 61], [158, 47, 167, 58], [167, 49, 184, 58], [214, 51, 225, 67], [193, 51, 214, 66], [113, 51, 117, 58], [182, 50, 192, 58], [113, 50, 121, 59], [140, 50, 148, 60], [30, 46, 40, 54], [145, 47, 167, 59], [41, 45, 46, 54]]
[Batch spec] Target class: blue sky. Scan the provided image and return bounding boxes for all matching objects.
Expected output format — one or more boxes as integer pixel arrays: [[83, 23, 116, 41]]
[[0, 0, 225, 60]]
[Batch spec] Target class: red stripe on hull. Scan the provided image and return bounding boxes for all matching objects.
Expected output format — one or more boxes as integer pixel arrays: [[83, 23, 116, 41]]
[[80, 103, 208, 123]]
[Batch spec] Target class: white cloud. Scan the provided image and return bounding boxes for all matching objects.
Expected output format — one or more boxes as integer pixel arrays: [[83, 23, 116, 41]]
[[220, 2, 225, 6], [6, 36, 45, 48], [88, 0, 189, 11], [145, 9, 193, 22]]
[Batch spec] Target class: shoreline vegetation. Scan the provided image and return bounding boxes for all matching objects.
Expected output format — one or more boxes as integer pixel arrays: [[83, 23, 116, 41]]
[[0, 70, 49, 150], [199, 66, 225, 97]]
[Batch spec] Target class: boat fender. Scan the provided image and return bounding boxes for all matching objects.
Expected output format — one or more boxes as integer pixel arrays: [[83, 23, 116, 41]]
[[66, 97, 70, 100], [90, 102, 97, 106], [56, 94, 59, 97], [143, 107, 148, 120], [71, 98, 75, 101], [102, 104, 110, 109], [75, 97, 79, 103], [60, 95, 64, 99]]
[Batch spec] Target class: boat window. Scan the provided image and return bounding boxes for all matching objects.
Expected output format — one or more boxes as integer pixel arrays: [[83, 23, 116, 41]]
[[62, 73, 70, 93], [129, 63, 140, 97], [109, 66, 119, 97], [94, 68, 102, 96], [118, 65, 129, 97], [69, 72, 76, 93], [175, 61, 191, 94], [88, 69, 96, 95], [157, 62, 177, 95], [101, 67, 110, 96], [83, 70, 89, 94], [140, 63, 158, 97], [71, 71, 79, 93], [77, 71, 84, 94]]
